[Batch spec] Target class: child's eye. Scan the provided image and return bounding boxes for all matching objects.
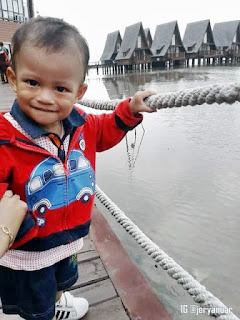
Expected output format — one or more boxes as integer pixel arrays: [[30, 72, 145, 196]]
[[26, 79, 39, 86], [56, 86, 67, 92]]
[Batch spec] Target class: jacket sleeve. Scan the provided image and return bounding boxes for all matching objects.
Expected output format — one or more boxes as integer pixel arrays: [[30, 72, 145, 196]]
[[0, 147, 11, 198], [3, 52, 9, 66], [87, 98, 143, 152]]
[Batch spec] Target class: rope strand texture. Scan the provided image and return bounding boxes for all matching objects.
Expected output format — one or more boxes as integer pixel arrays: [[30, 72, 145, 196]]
[[79, 83, 240, 110], [95, 185, 239, 320]]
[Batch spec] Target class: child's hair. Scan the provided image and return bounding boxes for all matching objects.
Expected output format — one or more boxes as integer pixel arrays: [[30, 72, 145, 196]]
[[11, 16, 89, 81]]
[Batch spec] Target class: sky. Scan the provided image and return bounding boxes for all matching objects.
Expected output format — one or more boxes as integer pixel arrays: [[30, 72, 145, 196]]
[[33, 0, 240, 62]]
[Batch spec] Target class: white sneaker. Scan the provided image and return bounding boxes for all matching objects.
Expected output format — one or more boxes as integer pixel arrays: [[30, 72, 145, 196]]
[[55, 291, 89, 320]]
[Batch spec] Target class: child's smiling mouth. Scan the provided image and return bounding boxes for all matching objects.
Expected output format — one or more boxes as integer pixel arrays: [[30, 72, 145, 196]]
[[32, 106, 58, 113]]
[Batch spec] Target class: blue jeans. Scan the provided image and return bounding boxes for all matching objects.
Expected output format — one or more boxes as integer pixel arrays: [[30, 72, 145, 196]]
[[0, 255, 78, 320]]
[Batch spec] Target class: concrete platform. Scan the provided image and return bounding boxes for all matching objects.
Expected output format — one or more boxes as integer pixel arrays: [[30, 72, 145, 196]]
[[0, 82, 14, 110]]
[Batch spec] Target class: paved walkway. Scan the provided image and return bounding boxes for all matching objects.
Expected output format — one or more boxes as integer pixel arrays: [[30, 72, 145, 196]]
[[0, 213, 131, 320], [0, 82, 14, 110]]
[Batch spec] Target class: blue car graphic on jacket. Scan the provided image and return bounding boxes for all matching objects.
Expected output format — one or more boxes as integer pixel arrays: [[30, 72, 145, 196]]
[[26, 150, 95, 219]]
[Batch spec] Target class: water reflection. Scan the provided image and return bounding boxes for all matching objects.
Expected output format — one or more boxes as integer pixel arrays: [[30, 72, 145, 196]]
[[102, 75, 150, 99], [87, 65, 240, 99], [86, 65, 240, 319], [101, 70, 188, 99]]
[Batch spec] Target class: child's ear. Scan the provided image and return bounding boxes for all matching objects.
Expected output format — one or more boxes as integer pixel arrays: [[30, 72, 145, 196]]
[[76, 83, 88, 102], [6, 67, 17, 93]]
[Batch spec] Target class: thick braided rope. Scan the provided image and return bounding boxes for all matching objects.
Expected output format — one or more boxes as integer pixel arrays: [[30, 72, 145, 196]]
[[79, 83, 240, 110], [95, 185, 239, 320]]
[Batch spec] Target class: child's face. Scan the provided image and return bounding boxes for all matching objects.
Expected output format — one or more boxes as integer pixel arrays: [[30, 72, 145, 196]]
[[7, 42, 87, 134]]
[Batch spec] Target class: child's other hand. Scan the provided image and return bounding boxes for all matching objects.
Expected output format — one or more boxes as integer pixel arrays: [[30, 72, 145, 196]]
[[0, 190, 28, 239], [129, 90, 156, 115]]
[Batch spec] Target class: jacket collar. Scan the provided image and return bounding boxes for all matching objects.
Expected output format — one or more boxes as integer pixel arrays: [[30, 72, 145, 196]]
[[10, 100, 86, 139]]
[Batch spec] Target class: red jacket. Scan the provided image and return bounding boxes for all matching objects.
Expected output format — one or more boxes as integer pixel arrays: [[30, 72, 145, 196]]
[[0, 51, 9, 67], [0, 99, 142, 251]]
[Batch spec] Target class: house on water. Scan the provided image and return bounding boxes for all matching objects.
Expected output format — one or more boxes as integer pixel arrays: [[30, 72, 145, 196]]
[[183, 19, 216, 66], [115, 22, 152, 71], [100, 30, 122, 63], [100, 30, 122, 74], [151, 20, 185, 68], [213, 20, 240, 64]]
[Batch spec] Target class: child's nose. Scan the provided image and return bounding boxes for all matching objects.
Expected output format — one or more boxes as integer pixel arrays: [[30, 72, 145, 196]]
[[36, 88, 55, 104]]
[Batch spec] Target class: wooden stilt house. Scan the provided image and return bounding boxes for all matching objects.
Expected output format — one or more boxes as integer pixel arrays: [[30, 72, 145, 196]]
[[115, 22, 152, 69], [213, 20, 240, 60], [151, 21, 185, 67], [100, 31, 122, 64], [183, 19, 216, 61]]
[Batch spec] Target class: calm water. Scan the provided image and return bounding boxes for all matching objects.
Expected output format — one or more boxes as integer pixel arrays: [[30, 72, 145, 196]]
[[82, 66, 240, 319]]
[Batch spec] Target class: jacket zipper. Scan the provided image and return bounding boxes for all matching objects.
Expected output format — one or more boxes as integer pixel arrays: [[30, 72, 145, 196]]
[[63, 128, 82, 241]]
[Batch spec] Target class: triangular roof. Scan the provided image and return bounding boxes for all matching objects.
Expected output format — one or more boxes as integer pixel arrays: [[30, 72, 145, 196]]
[[100, 31, 122, 61], [183, 19, 213, 53], [151, 20, 183, 57], [144, 28, 152, 47], [213, 20, 240, 48], [115, 22, 149, 60]]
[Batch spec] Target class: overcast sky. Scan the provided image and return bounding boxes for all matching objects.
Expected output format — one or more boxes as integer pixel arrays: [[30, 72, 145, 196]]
[[33, 0, 240, 62]]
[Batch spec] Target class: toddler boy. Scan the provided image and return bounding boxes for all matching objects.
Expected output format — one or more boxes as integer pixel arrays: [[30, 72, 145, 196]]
[[0, 16, 155, 320]]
